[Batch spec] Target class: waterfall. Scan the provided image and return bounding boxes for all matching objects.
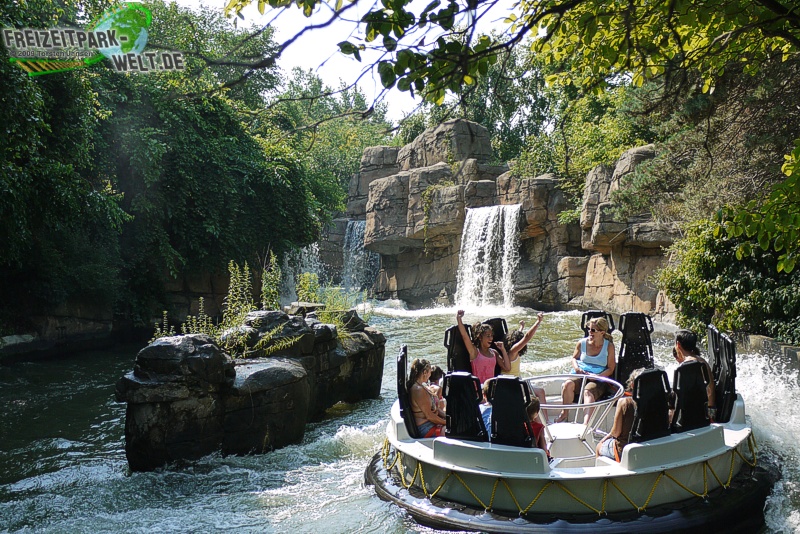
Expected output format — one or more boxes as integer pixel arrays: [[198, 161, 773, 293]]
[[281, 244, 324, 303], [342, 220, 380, 292], [455, 204, 522, 308]]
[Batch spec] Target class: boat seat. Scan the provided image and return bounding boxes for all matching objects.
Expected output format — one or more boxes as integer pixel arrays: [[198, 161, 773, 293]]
[[615, 312, 655, 387], [433, 437, 550, 474], [671, 360, 711, 433], [708, 325, 737, 423], [620, 425, 726, 471], [443, 372, 488, 442], [707, 324, 723, 385], [487, 375, 533, 448], [581, 310, 616, 335], [629, 368, 671, 443], [444, 324, 473, 373], [396, 345, 420, 439]]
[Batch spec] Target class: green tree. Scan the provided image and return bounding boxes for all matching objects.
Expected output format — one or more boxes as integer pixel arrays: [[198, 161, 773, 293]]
[[225, 0, 800, 271], [396, 42, 552, 163], [658, 220, 800, 344], [0, 0, 126, 329], [269, 68, 392, 217], [0, 0, 340, 331]]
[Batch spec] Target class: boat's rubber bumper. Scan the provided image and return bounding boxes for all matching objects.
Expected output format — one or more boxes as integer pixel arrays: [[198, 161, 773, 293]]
[[364, 453, 780, 533]]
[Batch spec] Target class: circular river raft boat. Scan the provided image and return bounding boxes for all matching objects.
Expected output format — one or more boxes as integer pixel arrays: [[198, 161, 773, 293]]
[[365, 316, 779, 533]]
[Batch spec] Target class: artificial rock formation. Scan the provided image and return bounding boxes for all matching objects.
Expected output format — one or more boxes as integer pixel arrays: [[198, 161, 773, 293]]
[[115, 311, 385, 471], [331, 119, 678, 320]]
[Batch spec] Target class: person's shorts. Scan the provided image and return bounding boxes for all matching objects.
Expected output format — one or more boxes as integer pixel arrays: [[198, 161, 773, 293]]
[[567, 377, 609, 402], [417, 421, 443, 438], [599, 437, 620, 461]]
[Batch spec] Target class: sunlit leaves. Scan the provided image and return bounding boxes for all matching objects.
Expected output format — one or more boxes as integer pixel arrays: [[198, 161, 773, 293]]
[[719, 140, 800, 273]]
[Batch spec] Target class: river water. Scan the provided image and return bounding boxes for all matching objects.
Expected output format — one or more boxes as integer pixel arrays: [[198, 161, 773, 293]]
[[1, 304, 798, 533]]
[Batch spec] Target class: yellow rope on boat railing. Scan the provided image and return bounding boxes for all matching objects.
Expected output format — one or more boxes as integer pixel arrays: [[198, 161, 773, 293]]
[[451, 472, 491, 510], [379, 434, 759, 516], [706, 460, 725, 488], [663, 469, 707, 498], [554, 481, 603, 514], [500, 479, 523, 513], [521, 481, 555, 514]]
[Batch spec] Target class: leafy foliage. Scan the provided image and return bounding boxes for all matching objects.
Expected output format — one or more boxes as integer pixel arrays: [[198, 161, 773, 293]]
[[261, 251, 282, 311], [296, 272, 320, 302], [0, 0, 127, 330], [225, 0, 800, 275], [657, 220, 800, 344], [1, 0, 350, 330], [514, 82, 653, 202], [269, 68, 393, 221], [156, 261, 301, 357], [720, 139, 800, 273], [611, 60, 800, 223]]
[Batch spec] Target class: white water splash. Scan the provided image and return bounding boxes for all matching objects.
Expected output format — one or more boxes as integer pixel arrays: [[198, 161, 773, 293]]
[[455, 205, 522, 308]]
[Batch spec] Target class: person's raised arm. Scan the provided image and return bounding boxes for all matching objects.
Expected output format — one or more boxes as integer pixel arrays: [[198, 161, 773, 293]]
[[509, 312, 544, 359], [494, 341, 511, 372], [456, 309, 477, 360], [411, 385, 446, 425]]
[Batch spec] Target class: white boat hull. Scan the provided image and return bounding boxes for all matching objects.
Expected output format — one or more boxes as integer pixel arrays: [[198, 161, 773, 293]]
[[366, 397, 778, 532]]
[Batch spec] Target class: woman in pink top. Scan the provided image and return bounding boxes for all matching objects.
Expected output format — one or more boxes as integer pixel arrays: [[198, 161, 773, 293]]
[[456, 310, 510, 384]]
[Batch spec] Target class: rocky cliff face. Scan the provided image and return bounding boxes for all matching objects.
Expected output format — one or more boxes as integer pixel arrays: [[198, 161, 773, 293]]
[[334, 119, 677, 320], [115, 311, 385, 471]]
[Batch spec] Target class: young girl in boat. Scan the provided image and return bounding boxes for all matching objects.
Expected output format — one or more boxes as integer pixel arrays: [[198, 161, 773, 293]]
[[504, 312, 544, 377], [408, 358, 446, 438], [596, 367, 644, 461], [456, 310, 510, 384], [525, 398, 551, 459], [557, 316, 616, 424], [505, 313, 548, 419]]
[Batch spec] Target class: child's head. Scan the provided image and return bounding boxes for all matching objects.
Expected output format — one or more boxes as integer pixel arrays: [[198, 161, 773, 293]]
[[429, 365, 444, 383], [471, 322, 494, 347], [505, 329, 526, 355], [482, 379, 492, 401], [626, 367, 646, 392], [526, 397, 540, 420]]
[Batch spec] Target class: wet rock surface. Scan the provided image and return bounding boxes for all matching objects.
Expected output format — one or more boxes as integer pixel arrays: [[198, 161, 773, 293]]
[[116, 313, 386, 471]]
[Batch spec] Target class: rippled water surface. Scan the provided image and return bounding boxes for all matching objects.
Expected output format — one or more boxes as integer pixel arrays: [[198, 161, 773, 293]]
[[1, 305, 798, 532]]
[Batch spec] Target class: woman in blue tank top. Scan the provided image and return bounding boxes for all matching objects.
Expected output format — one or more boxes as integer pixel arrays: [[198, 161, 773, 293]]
[[555, 317, 616, 424]]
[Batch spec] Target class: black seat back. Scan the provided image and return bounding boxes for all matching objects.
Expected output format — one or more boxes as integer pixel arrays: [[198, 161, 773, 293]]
[[484, 317, 509, 343], [396, 345, 420, 438], [707, 324, 723, 385], [484, 317, 508, 376], [443, 372, 488, 442], [714, 328, 738, 423], [670, 360, 711, 433], [581, 310, 615, 335], [487, 375, 533, 448], [444, 323, 473, 373], [616, 313, 655, 386], [629, 369, 671, 443]]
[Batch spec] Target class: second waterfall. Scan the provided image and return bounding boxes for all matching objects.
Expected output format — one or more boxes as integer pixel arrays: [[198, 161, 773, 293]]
[[455, 204, 522, 308]]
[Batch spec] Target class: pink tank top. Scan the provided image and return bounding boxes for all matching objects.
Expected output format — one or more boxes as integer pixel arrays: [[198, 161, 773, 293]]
[[471, 350, 496, 384]]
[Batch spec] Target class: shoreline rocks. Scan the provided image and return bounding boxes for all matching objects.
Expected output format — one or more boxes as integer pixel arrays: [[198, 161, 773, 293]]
[[115, 312, 385, 471]]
